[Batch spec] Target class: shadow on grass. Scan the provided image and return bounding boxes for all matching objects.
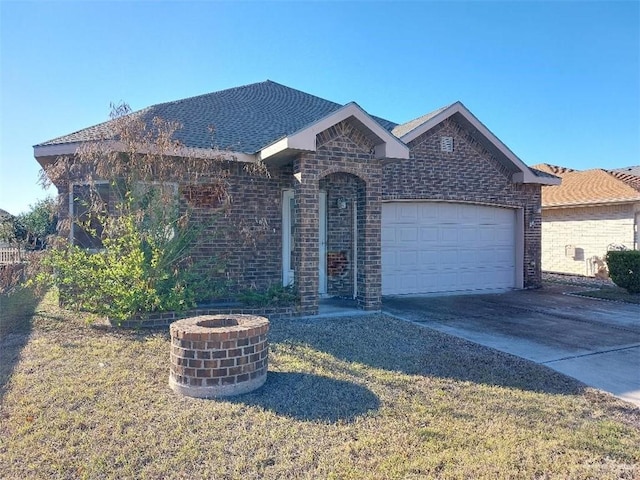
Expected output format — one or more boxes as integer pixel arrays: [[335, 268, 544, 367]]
[[230, 371, 380, 423], [269, 315, 586, 397], [0, 286, 42, 402]]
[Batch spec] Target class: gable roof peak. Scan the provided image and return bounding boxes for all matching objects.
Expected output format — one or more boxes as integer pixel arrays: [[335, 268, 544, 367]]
[[391, 102, 457, 139]]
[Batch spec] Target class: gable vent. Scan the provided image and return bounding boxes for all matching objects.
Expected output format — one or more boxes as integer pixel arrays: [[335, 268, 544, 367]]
[[440, 136, 454, 152]]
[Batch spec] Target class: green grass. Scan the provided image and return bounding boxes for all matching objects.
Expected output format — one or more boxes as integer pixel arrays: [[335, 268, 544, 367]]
[[572, 286, 640, 304], [1, 290, 639, 479]]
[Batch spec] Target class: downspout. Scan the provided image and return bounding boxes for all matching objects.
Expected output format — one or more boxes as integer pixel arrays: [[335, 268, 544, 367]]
[[635, 209, 640, 250]]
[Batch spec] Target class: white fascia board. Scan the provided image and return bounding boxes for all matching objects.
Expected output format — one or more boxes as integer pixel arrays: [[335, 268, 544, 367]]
[[401, 102, 549, 184], [33, 142, 86, 158], [34, 142, 255, 163], [259, 103, 410, 161], [513, 171, 561, 185], [543, 199, 640, 209], [259, 137, 292, 160]]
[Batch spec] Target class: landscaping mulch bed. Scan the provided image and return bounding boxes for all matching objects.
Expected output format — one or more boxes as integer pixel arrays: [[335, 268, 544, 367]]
[[1, 289, 639, 479], [543, 272, 640, 304]]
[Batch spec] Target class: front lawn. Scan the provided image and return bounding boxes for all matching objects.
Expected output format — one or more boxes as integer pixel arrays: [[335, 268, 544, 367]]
[[1, 290, 639, 479]]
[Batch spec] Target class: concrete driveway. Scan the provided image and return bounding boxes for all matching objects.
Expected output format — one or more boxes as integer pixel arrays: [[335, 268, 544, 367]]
[[383, 285, 640, 407]]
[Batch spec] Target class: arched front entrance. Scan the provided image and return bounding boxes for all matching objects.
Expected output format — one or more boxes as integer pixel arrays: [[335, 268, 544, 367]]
[[319, 172, 366, 300]]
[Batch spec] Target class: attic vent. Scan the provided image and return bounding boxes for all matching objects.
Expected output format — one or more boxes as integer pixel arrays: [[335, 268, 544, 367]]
[[440, 136, 454, 153]]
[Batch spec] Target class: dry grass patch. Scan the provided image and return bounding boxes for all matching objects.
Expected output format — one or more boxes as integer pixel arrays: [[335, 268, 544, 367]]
[[1, 290, 639, 479]]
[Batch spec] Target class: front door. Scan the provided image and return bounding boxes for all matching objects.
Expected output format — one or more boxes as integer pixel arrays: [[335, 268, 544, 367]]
[[319, 191, 327, 296]]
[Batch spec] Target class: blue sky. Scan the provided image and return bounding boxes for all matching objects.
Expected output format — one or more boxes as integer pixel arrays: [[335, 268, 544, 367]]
[[1, 1, 638, 215]]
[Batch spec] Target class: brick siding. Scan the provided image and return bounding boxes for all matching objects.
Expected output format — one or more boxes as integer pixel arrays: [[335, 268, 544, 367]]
[[294, 120, 382, 314], [57, 115, 543, 317], [186, 162, 293, 297], [382, 119, 543, 288]]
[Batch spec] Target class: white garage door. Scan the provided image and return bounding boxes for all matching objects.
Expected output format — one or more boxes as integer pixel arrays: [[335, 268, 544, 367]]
[[382, 202, 517, 295]]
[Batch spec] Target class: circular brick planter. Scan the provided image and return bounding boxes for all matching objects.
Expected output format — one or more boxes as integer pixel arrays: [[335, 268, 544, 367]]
[[169, 314, 269, 398]]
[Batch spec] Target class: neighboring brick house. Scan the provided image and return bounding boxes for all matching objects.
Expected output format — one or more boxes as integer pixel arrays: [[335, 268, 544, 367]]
[[533, 164, 640, 276], [34, 81, 556, 315]]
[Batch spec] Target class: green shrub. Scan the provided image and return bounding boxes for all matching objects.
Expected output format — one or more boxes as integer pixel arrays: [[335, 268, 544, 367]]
[[34, 214, 200, 323], [238, 284, 298, 307], [605, 250, 640, 294]]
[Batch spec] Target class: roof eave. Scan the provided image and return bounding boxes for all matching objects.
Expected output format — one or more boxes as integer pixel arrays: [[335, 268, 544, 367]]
[[542, 198, 640, 209], [33, 142, 257, 164], [513, 171, 561, 185], [258, 103, 410, 162]]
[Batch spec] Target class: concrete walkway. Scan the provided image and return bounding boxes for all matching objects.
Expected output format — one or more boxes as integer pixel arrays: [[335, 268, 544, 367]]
[[383, 285, 640, 408]]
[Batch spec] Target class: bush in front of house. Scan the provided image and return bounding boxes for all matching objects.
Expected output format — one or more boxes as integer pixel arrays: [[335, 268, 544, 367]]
[[238, 284, 298, 307], [29, 104, 230, 324], [605, 250, 640, 294]]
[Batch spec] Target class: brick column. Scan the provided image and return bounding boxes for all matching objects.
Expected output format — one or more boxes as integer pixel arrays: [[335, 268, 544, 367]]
[[293, 156, 319, 315], [359, 175, 382, 310]]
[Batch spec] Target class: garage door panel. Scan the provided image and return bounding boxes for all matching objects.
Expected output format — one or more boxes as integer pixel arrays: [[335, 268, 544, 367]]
[[419, 205, 439, 221], [417, 250, 439, 266], [382, 250, 397, 268], [437, 249, 461, 267], [398, 204, 418, 222], [383, 202, 516, 295], [439, 227, 459, 243], [435, 203, 457, 222], [397, 250, 418, 266], [419, 226, 438, 243], [458, 226, 479, 242], [399, 227, 418, 242], [477, 227, 497, 242], [458, 248, 481, 263], [381, 226, 397, 243], [494, 226, 513, 243]]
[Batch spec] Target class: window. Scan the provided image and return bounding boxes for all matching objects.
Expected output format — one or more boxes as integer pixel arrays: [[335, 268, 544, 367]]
[[70, 182, 110, 249], [70, 181, 179, 248], [133, 182, 180, 240]]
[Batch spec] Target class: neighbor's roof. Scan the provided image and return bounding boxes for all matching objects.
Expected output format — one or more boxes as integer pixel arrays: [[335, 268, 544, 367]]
[[532, 164, 640, 207], [612, 165, 640, 177], [36, 80, 397, 154]]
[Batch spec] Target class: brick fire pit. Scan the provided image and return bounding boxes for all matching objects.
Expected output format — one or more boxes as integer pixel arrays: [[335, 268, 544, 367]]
[[169, 314, 269, 398]]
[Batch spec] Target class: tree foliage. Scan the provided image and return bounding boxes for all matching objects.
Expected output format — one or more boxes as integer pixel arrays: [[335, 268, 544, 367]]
[[33, 103, 239, 322], [0, 198, 57, 253]]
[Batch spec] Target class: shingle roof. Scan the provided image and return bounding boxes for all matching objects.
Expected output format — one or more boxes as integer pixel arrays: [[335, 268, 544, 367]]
[[611, 165, 640, 177], [528, 167, 561, 180], [37, 80, 398, 154], [390, 105, 451, 138], [532, 163, 576, 175], [531, 164, 640, 207]]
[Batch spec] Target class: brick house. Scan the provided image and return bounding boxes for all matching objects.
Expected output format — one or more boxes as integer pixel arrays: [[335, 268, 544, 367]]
[[34, 81, 557, 315], [533, 164, 640, 276]]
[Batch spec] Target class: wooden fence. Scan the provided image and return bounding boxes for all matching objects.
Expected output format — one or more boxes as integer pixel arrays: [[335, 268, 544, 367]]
[[0, 247, 22, 265]]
